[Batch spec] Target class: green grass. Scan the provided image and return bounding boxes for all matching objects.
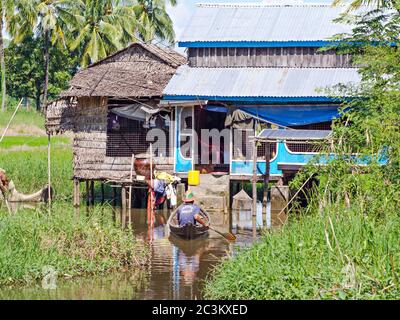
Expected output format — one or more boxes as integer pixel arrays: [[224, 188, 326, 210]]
[[0, 203, 148, 285], [0, 146, 73, 201], [0, 136, 70, 149], [204, 213, 400, 300], [0, 108, 44, 132]]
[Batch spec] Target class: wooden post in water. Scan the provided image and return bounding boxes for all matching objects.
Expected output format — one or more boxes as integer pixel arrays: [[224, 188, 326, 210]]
[[121, 185, 127, 229], [128, 154, 134, 227], [263, 141, 271, 228], [252, 138, 258, 238]]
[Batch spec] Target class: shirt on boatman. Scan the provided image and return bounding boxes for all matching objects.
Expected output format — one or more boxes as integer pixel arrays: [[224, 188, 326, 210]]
[[176, 203, 201, 227]]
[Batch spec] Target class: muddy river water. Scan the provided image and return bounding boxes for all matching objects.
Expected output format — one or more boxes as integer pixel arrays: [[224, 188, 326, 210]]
[[0, 204, 269, 300]]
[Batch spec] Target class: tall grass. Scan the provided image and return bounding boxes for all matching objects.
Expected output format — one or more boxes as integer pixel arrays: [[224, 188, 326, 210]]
[[0, 203, 148, 285], [0, 108, 44, 132], [204, 211, 400, 300], [0, 146, 73, 200]]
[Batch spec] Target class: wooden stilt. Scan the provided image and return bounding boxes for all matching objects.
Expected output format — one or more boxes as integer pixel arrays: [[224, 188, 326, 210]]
[[86, 181, 90, 206], [100, 182, 105, 204], [252, 139, 258, 238], [128, 154, 134, 227], [112, 187, 116, 207], [73, 178, 80, 208], [90, 181, 95, 205], [121, 186, 127, 229], [263, 141, 271, 228]]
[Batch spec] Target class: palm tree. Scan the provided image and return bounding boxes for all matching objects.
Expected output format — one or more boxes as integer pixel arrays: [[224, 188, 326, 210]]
[[11, 0, 80, 110], [70, 0, 138, 67], [333, 0, 399, 9], [0, 0, 15, 112], [133, 0, 176, 44]]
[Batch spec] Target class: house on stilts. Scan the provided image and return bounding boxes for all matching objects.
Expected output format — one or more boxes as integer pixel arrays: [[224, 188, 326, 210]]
[[45, 43, 186, 210], [46, 3, 363, 224], [161, 3, 361, 217]]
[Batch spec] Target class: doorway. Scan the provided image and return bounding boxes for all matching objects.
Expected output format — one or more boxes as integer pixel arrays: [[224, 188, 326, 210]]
[[194, 107, 230, 174]]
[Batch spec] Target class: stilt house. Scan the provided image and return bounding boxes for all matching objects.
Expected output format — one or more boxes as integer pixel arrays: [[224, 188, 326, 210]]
[[46, 43, 186, 186], [162, 3, 361, 183]]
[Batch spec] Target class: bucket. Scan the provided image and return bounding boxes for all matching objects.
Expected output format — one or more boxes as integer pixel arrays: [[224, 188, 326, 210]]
[[188, 170, 200, 186]]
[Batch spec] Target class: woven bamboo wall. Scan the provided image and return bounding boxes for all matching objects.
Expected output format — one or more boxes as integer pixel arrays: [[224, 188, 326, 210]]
[[72, 97, 173, 181]]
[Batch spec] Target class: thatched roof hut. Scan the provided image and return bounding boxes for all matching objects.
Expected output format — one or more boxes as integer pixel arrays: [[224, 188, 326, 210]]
[[46, 43, 186, 183], [61, 43, 186, 99]]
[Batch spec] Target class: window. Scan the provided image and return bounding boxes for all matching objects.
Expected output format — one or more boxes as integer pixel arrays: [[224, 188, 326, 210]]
[[286, 121, 331, 154], [106, 111, 171, 157]]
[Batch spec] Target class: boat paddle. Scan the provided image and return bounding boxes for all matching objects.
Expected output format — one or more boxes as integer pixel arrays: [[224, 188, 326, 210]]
[[195, 213, 237, 242]]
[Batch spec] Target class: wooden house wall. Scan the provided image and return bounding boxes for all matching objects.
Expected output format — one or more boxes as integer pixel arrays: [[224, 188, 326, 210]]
[[72, 97, 173, 181], [188, 47, 353, 68]]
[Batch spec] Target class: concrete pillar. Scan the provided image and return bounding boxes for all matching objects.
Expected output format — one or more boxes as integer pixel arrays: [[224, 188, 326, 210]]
[[270, 185, 290, 227], [176, 183, 185, 205]]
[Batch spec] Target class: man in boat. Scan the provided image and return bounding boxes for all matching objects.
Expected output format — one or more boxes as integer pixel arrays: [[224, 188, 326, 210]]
[[176, 191, 208, 228]]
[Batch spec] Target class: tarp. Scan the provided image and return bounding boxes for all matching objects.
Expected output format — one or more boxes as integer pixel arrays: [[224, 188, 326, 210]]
[[110, 104, 166, 122], [203, 105, 254, 129], [238, 105, 342, 127]]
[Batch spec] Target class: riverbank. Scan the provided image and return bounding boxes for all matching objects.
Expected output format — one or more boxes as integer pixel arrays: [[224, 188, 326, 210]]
[[204, 212, 400, 300], [0, 203, 149, 285], [0, 112, 149, 285]]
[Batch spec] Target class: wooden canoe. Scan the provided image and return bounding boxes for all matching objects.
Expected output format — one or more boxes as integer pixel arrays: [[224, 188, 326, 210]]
[[168, 208, 210, 240]]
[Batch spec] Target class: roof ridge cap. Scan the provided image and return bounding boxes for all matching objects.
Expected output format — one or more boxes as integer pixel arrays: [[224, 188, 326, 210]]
[[195, 2, 349, 8]]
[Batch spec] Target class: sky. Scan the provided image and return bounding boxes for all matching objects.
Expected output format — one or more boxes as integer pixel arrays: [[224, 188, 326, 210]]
[[166, 0, 335, 52]]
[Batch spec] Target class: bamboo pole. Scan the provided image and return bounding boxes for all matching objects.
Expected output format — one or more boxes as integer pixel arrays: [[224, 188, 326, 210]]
[[73, 179, 80, 208], [47, 134, 51, 214], [0, 98, 23, 143], [121, 186, 127, 229], [149, 144, 154, 225], [263, 141, 271, 228], [252, 139, 258, 238], [128, 154, 134, 227]]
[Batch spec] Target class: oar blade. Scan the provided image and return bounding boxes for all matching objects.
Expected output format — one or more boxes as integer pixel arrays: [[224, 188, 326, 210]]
[[223, 232, 237, 241]]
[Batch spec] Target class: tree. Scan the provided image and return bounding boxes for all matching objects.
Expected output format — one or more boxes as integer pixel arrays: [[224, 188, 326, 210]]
[[294, 5, 400, 218], [69, 0, 178, 67], [0, 0, 14, 112], [333, 0, 400, 10], [6, 36, 78, 109], [10, 0, 80, 110], [133, 0, 176, 44], [69, 0, 138, 67]]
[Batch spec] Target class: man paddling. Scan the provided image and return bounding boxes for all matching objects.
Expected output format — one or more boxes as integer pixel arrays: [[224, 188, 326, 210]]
[[176, 191, 208, 228]]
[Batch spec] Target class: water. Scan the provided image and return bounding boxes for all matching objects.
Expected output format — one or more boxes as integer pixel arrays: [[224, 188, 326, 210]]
[[0, 204, 270, 300]]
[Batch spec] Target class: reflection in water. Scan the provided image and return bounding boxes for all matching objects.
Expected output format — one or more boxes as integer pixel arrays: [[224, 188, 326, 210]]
[[0, 204, 269, 300]]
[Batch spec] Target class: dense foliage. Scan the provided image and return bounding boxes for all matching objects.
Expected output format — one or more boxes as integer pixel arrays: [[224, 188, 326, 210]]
[[1, 0, 177, 110], [6, 36, 79, 109], [205, 2, 400, 300], [0, 203, 149, 285]]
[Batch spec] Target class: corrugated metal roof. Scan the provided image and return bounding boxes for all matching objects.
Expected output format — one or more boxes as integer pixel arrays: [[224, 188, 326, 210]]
[[163, 65, 361, 98], [179, 4, 361, 44], [258, 129, 332, 141]]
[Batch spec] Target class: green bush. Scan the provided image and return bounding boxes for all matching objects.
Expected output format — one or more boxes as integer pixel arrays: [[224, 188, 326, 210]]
[[0, 203, 148, 285], [0, 146, 73, 201], [204, 212, 400, 300]]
